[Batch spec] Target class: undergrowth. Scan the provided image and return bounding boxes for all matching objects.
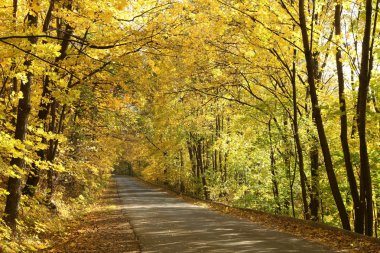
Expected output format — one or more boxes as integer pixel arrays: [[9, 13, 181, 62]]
[[0, 175, 110, 253]]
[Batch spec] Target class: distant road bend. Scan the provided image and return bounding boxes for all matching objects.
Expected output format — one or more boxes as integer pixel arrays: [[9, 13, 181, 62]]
[[116, 176, 335, 253]]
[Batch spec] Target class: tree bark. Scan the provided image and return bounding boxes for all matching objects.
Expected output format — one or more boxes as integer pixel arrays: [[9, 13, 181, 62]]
[[268, 118, 281, 213], [179, 149, 185, 193], [309, 141, 319, 221], [187, 139, 197, 177], [334, 3, 363, 234], [22, 76, 50, 196], [291, 49, 309, 220], [356, 0, 374, 236], [197, 138, 209, 200]]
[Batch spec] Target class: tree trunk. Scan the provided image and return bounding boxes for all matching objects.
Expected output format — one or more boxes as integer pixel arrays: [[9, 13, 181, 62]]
[[268, 119, 281, 213], [309, 142, 320, 221], [291, 48, 309, 220], [218, 115, 224, 181], [356, 0, 374, 236], [299, 0, 350, 230], [187, 140, 197, 177], [4, 6, 37, 229], [197, 139, 209, 200], [179, 149, 185, 193], [22, 76, 50, 196], [334, 3, 363, 234], [196, 138, 201, 179]]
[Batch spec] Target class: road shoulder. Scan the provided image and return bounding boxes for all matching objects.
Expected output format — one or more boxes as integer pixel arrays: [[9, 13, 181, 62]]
[[45, 178, 140, 253]]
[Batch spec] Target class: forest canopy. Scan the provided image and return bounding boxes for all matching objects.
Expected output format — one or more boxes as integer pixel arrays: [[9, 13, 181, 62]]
[[0, 0, 379, 250]]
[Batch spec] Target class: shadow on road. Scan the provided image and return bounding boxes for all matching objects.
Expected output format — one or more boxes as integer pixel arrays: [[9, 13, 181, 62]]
[[115, 176, 335, 253]]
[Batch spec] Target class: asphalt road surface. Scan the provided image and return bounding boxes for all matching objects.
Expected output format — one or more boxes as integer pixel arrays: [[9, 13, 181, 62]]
[[115, 176, 336, 253]]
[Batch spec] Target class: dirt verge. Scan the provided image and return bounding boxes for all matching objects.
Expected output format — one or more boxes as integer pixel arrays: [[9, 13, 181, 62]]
[[45, 179, 140, 253]]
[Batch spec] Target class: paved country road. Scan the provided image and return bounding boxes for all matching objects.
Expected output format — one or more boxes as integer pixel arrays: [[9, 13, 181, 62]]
[[115, 176, 336, 253]]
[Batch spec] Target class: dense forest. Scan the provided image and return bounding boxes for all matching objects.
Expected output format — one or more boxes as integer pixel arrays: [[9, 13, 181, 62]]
[[0, 0, 379, 250]]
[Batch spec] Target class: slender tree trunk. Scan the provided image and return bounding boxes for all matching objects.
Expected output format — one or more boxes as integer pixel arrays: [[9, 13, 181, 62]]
[[284, 118, 295, 217], [309, 141, 320, 221], [350, 70, 358, 138], [196, 139, 201, 179], [179, 149, 185, 192], [305, 84, 320, 221], [51, 105, 66, 160], [291, 49, 309, 220], [291, 153, 297, 218], [22, 76, 50, 196], [334, 3, 363, 234], [299, 0, 350, 230], [357, 0, 374, 236], [218, 116, 224, 180], [268, 119, 281, 212], [187, 140, 197, 177], [203, 140, 210, 200], [223, 152, 228, 184], [212, 135, 216, 171], [197, 139, 209, 200]]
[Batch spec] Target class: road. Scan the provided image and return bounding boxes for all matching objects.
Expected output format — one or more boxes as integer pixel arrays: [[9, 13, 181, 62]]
[[115, 176, 336, 253]]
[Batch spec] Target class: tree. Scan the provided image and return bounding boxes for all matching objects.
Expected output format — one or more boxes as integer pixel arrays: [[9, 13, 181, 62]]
[[334, 1, 362, 234], [4, 0, 38, 231], [298, 0, 350, 231], [356, 0, 379, 236]]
